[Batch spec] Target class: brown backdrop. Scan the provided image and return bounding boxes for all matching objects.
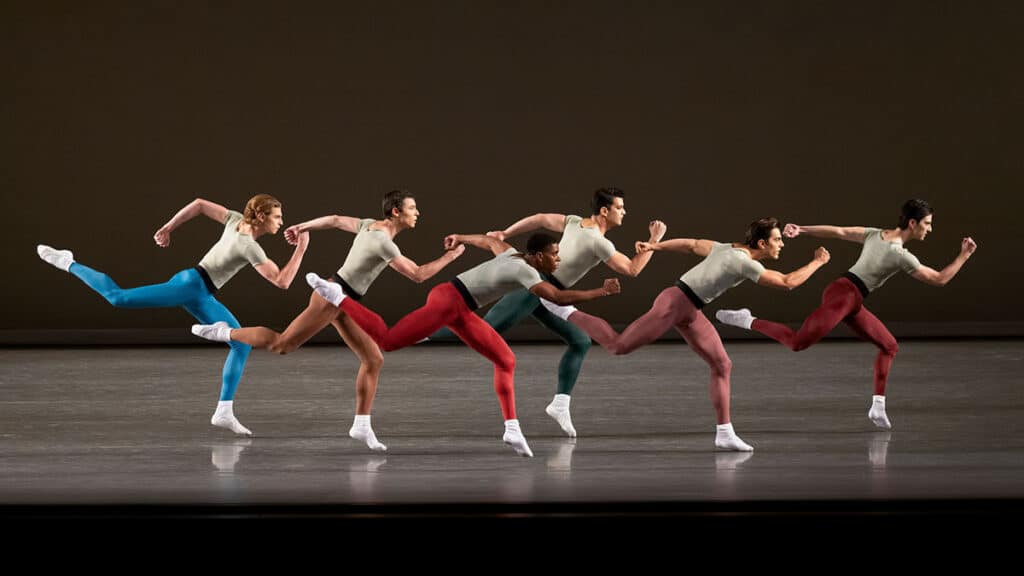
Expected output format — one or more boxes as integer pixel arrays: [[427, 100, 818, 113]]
[[4, 2, 1020, 340]]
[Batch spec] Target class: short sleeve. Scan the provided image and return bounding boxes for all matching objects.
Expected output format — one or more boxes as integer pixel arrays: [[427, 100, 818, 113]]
[[743, 257, 766, 283], [900, 250, 922, 273], [517, 262, 544, 290], [377, 238, 402, 263], [224, 210, 244, 226], [244, 240, 269, 267], [595, 237, 616, 262], [357, 218, 375, 233]]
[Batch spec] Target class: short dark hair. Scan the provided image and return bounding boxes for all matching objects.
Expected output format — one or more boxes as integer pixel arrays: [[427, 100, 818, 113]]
[[526, 232, 559, 255], [898, 199, 932, 229], [744, 217, 780, 249], [592, 187, 625, 215], [382, 190, 414, 219]]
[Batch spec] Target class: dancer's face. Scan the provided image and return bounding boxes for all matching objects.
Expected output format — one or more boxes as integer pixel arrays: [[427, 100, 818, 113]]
[[260, 207, 284, 235], [909, 214, 932, 241], [602, 197, 626, 228], [762, 227, 784, 260], [394, 198, 419, 229], [531, 243, 561, 274]]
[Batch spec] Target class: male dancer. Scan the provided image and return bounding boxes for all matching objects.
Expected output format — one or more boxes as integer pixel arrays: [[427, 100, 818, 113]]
[[300, 232, 621, 457], [716, 200, 977, 429], [541, 218, 830, 451], [192, 191, 462, 450], [38, 195, 308, 435], [431, 187, 665, 437]]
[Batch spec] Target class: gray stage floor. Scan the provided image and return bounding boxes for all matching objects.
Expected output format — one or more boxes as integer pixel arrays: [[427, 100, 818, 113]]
[[2, 339, 1021, 511]]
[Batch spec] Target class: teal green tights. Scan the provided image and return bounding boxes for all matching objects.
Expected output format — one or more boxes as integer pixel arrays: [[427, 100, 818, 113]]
[[430, 289, 591, 395]]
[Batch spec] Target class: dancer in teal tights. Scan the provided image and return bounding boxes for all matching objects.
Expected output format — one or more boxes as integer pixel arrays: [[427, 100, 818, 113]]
[[429, 187, 665, 437]]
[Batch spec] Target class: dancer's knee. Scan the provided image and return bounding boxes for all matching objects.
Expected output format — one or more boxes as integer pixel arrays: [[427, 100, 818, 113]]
[[714, 355, 733, 377], [566, 332, 592, 354], [105, 292, 128, 307], [881, 339, 899, 357], [229, 340, 251, 355], [495, 352, 516, 374], [363, 351, 384, 373]]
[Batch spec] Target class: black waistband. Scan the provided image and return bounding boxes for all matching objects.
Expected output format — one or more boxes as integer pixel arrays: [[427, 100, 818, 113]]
[[543, 273, 566, 290], [329, 274, 363, 301], [194, 266, 217, 294], [842, 272, 869, 299], [674, 279, 706, 309], [450, 278, 479, 311]]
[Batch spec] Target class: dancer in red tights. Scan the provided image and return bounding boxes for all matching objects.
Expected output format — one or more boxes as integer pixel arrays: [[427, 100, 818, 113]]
[[716, 199, 977, 429], [307, 232, 621, 457]]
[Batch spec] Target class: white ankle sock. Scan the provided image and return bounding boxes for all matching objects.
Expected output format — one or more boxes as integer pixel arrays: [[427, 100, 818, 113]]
[[211, 400, 253, 436], [37, 244, 74, 272], [503, 419, 534, 457], [715, 422, 753, 452], [350, 414, 387, 452], [715, 308, 755, 330], [305, 273, 345, 306], [868, 395, 892, 429], [191, 321, 232, 342], [545, 394, 577, 438]]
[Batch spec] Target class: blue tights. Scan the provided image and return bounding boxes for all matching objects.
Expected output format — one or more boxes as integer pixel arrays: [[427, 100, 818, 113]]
[[69, 264, 250, 400]]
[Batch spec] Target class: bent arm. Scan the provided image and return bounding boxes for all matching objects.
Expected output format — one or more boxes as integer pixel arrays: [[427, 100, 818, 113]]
[[757, 247, 830, 290], [389, 248, 464, 284], [529, 279, 619, 305], [253, 242, 308, 289], [604, 251, 652, 277], [757, 260, 826, 291], [910, 256, 970, 287], [154, 198, 229, 247], [604, 220, 667, 277], [910, 237, 977, 287]]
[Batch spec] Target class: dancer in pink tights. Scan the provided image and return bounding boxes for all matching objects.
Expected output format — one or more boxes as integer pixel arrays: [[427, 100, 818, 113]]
[[541, 217, 831, 451]]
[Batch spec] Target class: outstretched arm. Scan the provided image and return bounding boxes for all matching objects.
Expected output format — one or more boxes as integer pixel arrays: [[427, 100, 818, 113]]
[[389, 246, 466, 284], [154, 198, 229, 247], [445, 233, 512, 256], [911, 237, 977, 287], [636, 237, 716, 258], [284, 214, 363, 244], [784, 223, 867, 243], [604, 220, 667, 277], [253, 232, 310, 289], [530, 278, 621, 305], [487, 213, 567, 241], [757, 247, 831, 290]]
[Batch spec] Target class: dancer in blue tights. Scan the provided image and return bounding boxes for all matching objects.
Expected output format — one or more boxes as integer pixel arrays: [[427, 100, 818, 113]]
[[37, 194, 309, 435]]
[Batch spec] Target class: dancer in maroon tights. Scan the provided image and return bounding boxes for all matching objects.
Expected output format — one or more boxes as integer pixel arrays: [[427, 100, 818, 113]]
[[716, 199, 977, 429], [306, 232, 621, 457], [541, 217, 830, 451]]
